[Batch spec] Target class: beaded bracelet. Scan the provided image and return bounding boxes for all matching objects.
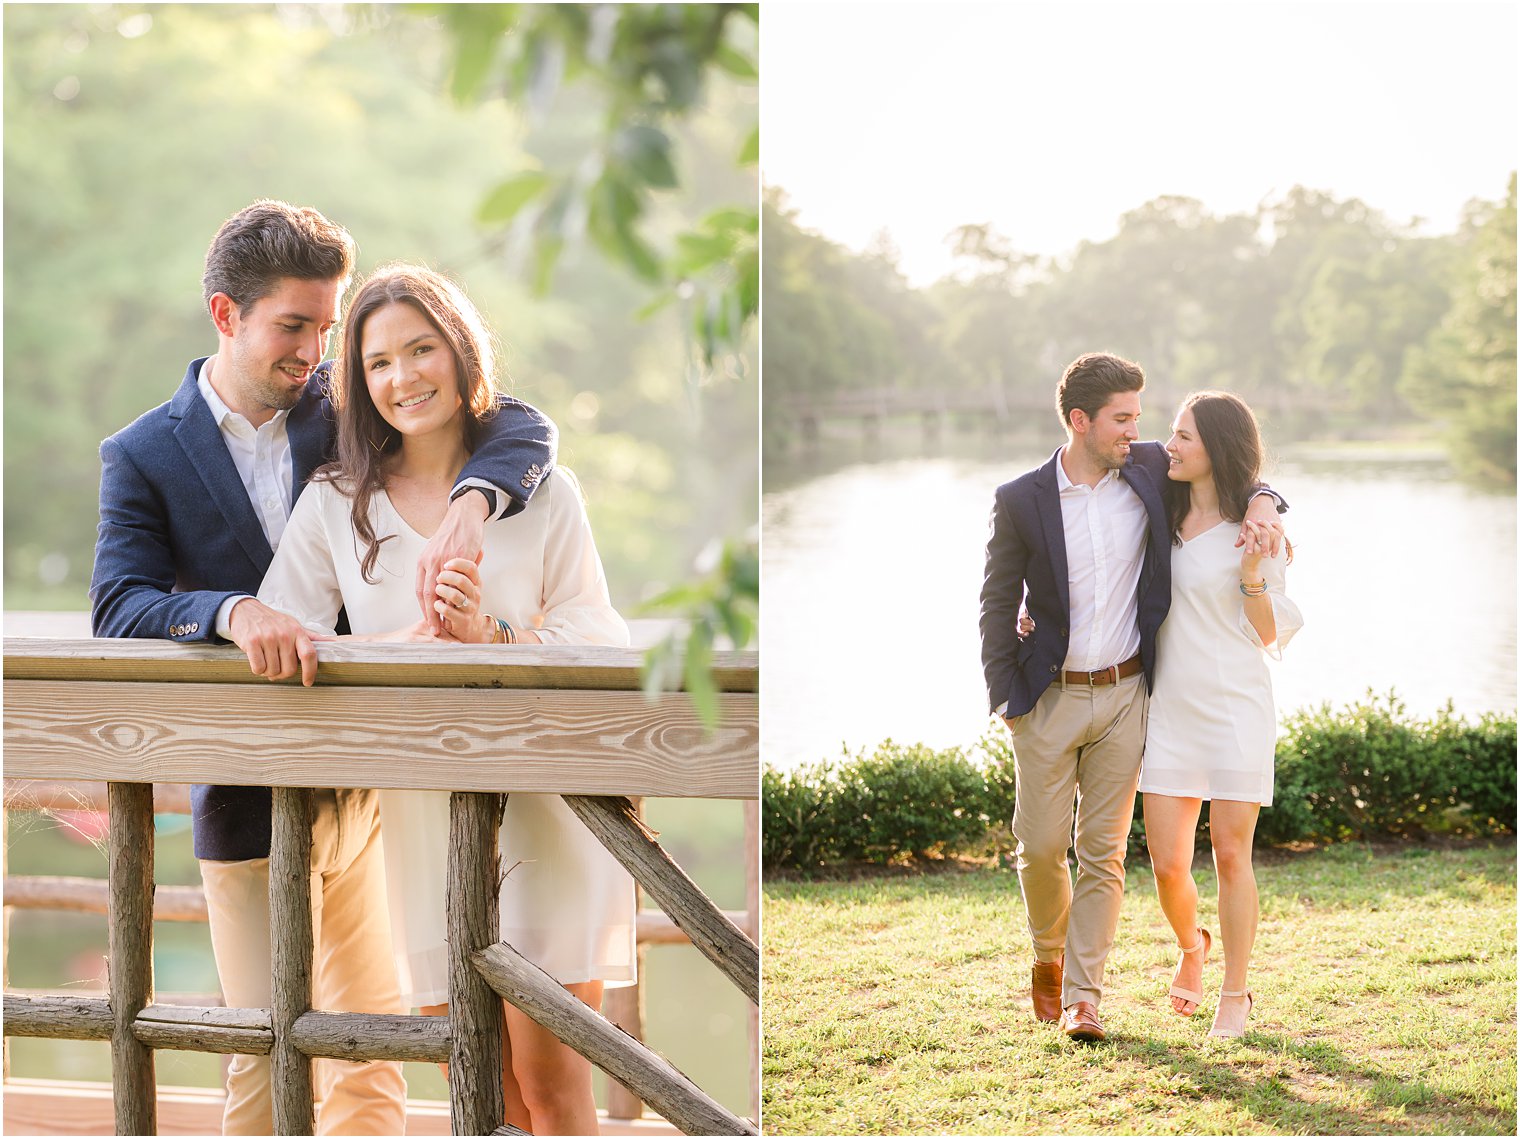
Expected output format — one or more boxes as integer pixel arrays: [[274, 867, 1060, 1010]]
[[1239, 579, 1268, 597]]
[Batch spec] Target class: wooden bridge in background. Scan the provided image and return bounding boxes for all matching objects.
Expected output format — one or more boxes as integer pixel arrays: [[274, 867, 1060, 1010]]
[[1, 626, 758, 1135], [771, 386, 1050, 444]]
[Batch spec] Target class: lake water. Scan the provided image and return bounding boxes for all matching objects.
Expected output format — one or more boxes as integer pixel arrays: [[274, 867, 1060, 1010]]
[[761, 435, 1517, 771]]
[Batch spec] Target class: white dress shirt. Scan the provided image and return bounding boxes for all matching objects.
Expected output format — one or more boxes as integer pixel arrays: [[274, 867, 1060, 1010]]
[[198, 359, 294, 638], [1055, 451, 1148, 673]]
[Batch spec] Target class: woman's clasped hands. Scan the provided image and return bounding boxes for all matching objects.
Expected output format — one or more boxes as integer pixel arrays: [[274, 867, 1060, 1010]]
[[373, 556, 493, 644]]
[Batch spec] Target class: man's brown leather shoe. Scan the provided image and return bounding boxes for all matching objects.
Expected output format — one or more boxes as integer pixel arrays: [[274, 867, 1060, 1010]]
[[1060, 1001, 1106, 1042], [1031, 957, 1063, 1023]]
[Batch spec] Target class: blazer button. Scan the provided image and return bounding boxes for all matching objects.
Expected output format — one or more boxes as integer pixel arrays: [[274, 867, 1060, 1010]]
[[190, 622, 200, 633], [1060, 627, 1069, 637], [1048, 664, 1058, 674], [171, 625, 180, 636]]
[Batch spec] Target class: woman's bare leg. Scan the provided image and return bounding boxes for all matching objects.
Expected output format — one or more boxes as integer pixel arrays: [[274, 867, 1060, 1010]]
[[506, 980, 605, 1135], [1208, 799, 1262, 1034], [1143, 793, 1207, 1013], [419, 1000, 528, 1128]]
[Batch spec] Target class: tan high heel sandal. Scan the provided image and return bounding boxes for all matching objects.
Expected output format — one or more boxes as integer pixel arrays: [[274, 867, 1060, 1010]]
[[1168, 927, 1211, 1016], [1208, 988, 1254, 1038]]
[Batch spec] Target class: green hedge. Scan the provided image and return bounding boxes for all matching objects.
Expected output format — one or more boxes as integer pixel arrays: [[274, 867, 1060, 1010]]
[[763, 692, 1516, 872]]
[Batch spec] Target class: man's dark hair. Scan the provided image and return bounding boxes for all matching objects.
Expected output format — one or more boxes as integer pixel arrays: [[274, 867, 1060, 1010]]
[[201, 199, 355, 314], [1055, 352, 1146, 430]]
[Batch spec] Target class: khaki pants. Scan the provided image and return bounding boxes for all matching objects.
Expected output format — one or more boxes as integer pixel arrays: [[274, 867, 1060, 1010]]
[[200, 789, 407, 1136], [1008, 672, 1146, 1007]]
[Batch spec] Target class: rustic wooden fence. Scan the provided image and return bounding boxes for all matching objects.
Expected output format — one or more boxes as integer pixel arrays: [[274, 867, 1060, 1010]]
[[2, 634, 758, 1136]]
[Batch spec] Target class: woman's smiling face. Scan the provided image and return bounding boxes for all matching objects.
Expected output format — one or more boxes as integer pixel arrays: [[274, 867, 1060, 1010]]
[[1165, 405, 1212, 483], [360, 300, 465, 440]]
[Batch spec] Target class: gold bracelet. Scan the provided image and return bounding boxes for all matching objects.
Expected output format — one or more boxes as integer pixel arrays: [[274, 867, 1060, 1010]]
[[1239, 580, 1267, 597], [482, 613, 502, 644]]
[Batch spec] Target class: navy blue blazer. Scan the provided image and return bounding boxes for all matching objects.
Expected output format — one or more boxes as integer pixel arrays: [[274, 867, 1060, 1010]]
[[90, 357, 558, 860], [979, 442, 1174, 719]]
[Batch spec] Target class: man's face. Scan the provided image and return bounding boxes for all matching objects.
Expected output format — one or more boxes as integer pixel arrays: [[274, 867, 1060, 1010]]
[[219, 276, 343, 416], [1076, 390, 1142, 470]]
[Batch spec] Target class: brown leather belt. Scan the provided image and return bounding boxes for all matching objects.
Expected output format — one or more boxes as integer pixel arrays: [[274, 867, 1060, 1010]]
[[1062, 653, 1142, 687]]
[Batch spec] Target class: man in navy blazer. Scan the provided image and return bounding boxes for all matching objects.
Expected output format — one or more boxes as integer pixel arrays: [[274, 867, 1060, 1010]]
[[979, 353, 1283, 1043], [89, 200, 557, 1133]]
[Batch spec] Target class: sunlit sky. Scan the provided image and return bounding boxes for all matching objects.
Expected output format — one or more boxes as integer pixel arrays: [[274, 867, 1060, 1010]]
[[762, 1, 1518, 285]]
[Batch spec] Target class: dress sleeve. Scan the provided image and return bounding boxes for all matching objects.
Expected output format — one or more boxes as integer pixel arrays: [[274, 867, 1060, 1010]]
[[256, 482, 343, 637], [528, 469, 630, 647], [1238, 545, 1302, 660]]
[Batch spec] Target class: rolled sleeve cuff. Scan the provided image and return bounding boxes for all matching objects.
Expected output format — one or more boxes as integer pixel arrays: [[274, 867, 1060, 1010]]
[[215, 594, 253, 641], [451, 478, 508, 522]]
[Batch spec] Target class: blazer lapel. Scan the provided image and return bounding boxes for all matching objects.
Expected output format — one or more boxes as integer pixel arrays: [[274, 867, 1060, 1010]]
[[1119, 455, 1169, 551], [169, 360, 275, 575], [1031, 448, 1071, 619]]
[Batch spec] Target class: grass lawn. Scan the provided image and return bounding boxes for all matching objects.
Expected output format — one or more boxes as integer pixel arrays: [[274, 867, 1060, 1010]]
[[762, 841, 1516, 1135]]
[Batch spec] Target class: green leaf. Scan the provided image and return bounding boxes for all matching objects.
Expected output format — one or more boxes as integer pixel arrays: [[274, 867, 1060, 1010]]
[[634, 292, 677, 321], [445, 5, 517, 103], [636, 581, 710, 614], [613, 124, 678, 189], [737, 125, 759, 165], [705, 206, 759, 235], [641, 637, 680, 702], [674, 230, 736, 271], [717, 600, 754, 649], [477, 171, 551, 225], [530, 233, 564, 296], [611, 213, 664, 283], [683, 620, 718, 729], [714, 42, 758, 81]]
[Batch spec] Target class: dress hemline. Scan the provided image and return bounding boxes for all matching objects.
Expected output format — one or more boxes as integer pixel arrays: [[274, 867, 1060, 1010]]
[[1137, 784, 1273, 807]]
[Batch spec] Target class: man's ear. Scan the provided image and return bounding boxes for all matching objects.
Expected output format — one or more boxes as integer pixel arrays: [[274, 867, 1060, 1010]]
[[1068, 408, 1090, 436], [208, 292, 239, 338]]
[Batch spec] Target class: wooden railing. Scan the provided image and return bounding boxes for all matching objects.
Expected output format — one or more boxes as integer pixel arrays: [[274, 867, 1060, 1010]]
[[2, 635, 758, 1136]]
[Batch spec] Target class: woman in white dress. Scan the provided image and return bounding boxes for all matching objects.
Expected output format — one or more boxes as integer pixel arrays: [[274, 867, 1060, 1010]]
[[257, 264, 635, 1133], [1139, 391, 1302, 1039]]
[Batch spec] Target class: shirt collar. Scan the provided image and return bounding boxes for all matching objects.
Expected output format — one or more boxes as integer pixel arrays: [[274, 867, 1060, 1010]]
[[1056, 446, 1119, 493]]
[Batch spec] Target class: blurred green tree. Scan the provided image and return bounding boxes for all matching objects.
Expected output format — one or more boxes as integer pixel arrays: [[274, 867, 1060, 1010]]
[[1400, 174, 1518, 482], [418, 2, 758, 372]]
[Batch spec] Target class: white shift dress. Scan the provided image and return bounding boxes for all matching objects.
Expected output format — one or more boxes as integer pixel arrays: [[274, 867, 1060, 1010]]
[[1138, 521, 1303, 806], [259, 468, 638, 1007]]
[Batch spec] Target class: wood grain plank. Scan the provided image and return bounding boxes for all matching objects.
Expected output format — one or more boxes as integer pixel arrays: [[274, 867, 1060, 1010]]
[[4, 681, 757, 798], [3, 638, 757, 693]]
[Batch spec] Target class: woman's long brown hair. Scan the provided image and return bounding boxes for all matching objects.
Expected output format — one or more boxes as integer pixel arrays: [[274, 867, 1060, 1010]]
[[313, 264, 501, 583], [1164, 390, 1265, 547]]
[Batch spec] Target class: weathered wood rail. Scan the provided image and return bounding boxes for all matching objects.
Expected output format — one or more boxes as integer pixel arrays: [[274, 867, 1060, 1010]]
[[3, 635, 759, 1136]]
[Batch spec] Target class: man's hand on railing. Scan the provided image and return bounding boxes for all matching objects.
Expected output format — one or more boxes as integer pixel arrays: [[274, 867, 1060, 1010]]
[[227, 598, 320, 688]]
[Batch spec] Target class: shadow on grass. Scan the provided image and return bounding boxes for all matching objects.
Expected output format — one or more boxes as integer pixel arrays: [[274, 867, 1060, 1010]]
[[1095, 1028, 1513, 1135], [768, 837, 1516, 913]]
